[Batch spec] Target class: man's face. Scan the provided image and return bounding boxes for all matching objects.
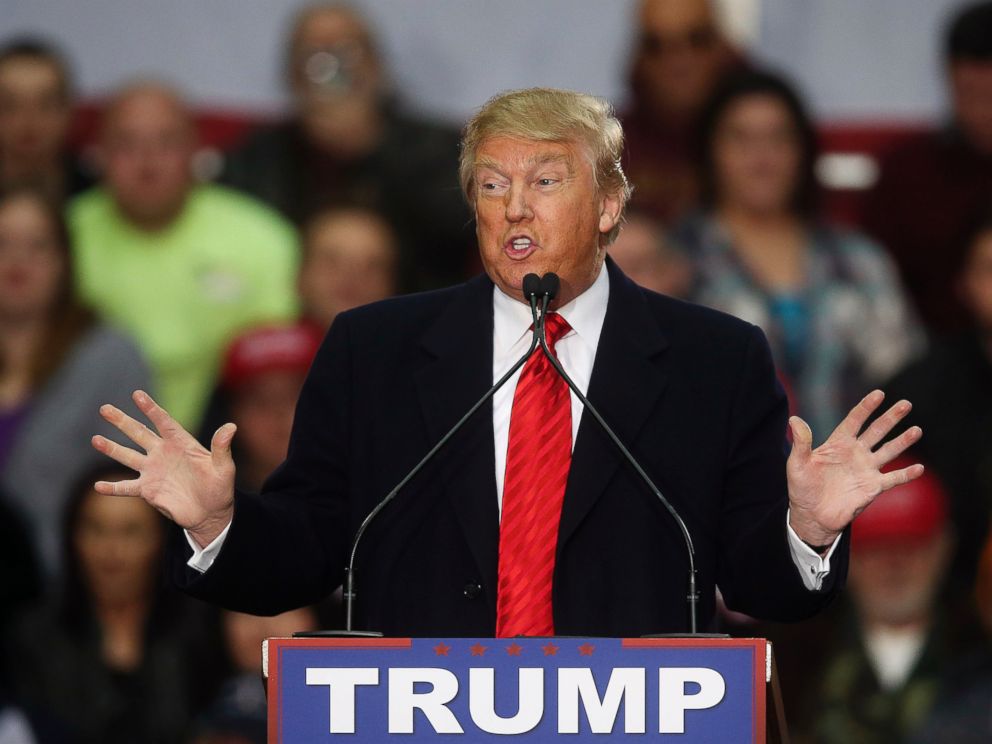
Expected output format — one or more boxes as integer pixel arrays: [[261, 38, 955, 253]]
[[472, 136, 620, 307], [849, 533, 951, 628], [100, 90, 194, 228], [608, 217, 692, 298], [636, 0, 729, 120], [230, 371, 306, 477], [299, 211, 397, 329], [289, 6, 381, 145], [0, 57, 69, 166], [950, 60, 992, 155]]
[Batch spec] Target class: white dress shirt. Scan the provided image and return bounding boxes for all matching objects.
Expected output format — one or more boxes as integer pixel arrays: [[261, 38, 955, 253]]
[[189, 263, 839, 590]]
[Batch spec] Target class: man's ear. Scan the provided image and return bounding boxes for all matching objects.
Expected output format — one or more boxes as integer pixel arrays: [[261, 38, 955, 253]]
[[598, 191, 622, 235]]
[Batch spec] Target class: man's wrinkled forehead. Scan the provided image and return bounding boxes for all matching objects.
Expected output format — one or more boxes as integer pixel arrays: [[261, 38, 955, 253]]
[[473, 137, 593, 176], [476, 152, 573, 175]]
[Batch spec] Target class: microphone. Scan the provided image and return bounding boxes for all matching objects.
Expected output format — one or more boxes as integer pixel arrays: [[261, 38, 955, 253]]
[[532, 272, 712, 636], [522, 272, 543, 303], [540, 272, 560, 303], [300, 274, 548, 637]]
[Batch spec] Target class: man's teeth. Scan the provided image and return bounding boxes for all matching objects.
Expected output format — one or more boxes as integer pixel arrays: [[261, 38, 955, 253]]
[[511, 238, 532, 248]]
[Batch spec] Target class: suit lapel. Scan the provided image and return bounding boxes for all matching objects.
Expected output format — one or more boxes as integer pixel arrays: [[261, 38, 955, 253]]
[[414, 273, 500, 600], [557, 258, 670, 549]]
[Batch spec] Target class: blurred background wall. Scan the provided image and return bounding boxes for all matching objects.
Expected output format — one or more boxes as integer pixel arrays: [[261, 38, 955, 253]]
[[2, 0, 965, 125]]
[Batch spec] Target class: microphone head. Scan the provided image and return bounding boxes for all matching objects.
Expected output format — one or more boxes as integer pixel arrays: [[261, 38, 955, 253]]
[[522, 273, 542, 303], [540, 273, 561, 301]]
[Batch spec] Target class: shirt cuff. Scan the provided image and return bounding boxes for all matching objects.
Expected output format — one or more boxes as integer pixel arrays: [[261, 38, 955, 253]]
[[786, 509, 841, 591], [185, 522, 232, 574]]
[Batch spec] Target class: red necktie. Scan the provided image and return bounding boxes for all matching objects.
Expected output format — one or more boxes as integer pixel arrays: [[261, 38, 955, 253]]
[[496, 312, 573, 637]]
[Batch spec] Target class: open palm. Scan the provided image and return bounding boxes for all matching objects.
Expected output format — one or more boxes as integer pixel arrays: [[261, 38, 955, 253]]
[[787, 390, 924, 547], [91, 390, 237, 547]]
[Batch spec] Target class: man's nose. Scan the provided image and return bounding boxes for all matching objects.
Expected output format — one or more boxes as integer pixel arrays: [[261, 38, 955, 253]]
[[504, 182, 533, 222]]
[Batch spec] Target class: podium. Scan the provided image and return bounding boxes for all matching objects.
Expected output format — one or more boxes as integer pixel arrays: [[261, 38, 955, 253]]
[[263, 636, 789, 742]]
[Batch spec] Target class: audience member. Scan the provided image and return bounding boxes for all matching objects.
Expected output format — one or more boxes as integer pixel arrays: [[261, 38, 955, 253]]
[[298, 206, 399, 331], [805, 463, 957, 744], [622, 0, 742, 224], [220, 2, 472, 291], [0, 188, 150, 576], [189, 607, 318, 744], [884, 206, 992, 593], [69, 82, 299, 431], [607, 211, 693, 298], [864, 1, 992, 333], [0, 38, 93, 205], [0, 489, 40, 648], [910, 535, 992, 743], [218, 324, 321, 492], [197, 207, 396, 446], [5, 465, 225, 744], [674, 70, 922, 440]]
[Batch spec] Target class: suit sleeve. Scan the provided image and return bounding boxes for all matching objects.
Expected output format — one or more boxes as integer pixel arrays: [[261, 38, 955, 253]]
[[716, 324, 850, 622], [168, 314, 354, 615]]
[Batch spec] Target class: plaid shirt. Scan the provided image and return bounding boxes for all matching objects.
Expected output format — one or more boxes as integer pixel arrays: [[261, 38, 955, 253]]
[[675, 213, 925, 442]]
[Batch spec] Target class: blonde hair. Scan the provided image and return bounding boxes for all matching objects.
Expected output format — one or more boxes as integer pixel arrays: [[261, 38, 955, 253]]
[[459, 87, 632, 245]]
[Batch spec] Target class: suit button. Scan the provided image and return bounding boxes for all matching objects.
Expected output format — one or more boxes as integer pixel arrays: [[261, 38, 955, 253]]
[[463, 582, 482, 599]]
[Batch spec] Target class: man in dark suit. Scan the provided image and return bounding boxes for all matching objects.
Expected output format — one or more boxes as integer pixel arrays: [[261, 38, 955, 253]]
[[92, 88, 923, 637]]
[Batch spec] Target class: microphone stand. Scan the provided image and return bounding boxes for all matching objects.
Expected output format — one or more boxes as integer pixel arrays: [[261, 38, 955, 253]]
[[298, 275, 548, 637], [532, 273, 721, 637]]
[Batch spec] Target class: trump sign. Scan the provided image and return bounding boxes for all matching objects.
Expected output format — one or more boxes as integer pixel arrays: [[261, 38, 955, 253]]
[[265, 637, 770, 742]]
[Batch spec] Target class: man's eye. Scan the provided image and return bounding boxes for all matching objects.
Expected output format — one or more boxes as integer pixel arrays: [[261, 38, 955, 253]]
[[537, 178, 558, 186]]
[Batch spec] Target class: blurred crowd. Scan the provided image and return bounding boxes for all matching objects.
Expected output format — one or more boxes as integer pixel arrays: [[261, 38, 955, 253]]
[[0, 1, 991, 742]]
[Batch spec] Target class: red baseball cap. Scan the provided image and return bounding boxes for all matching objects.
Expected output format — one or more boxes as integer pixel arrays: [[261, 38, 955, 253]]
[[221, 323, 322, 390], [851, 457, 948, 549]]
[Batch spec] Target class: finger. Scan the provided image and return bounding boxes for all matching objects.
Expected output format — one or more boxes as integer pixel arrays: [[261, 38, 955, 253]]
[[873, 426, 923, 467], [880, 463, 925, 492], [94, 478, 142, 497], [100, 404, 157, 450], [833, 389, 885, 439], [91, 435, 147, 470], [210, 423, 237, 470], [860, 399, 913, 449], [788, 416, 813, 463], [133, 389, 182, 438]]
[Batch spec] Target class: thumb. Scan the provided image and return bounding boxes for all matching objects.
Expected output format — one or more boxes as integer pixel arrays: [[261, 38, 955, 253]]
[[210, 423, 237, 469], [788, 416, 813, 463]]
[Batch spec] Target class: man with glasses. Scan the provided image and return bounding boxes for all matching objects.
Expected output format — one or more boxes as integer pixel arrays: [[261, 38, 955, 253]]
[[623, 0, 743, 224]]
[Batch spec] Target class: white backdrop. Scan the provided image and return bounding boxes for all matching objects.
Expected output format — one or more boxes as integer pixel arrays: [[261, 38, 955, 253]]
[[2, 0, 972, 125]]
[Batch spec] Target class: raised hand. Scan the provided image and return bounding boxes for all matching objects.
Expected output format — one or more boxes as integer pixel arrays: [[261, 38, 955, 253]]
[[91, 390, 237, 548], [786, 390, 924, 548]]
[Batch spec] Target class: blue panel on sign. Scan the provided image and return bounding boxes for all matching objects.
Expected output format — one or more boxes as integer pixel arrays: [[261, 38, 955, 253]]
[[270, 637, 762, 742]]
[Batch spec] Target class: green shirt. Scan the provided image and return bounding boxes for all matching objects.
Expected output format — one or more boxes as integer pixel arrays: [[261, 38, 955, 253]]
[[70, 184, 299, 429]]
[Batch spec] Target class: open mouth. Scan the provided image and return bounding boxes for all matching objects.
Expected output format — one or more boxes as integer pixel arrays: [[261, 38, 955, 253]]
[[504, 235, 539, 261]]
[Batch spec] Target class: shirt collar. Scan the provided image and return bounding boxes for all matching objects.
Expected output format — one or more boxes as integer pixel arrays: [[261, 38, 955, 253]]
[[492, 261, 610, 354]]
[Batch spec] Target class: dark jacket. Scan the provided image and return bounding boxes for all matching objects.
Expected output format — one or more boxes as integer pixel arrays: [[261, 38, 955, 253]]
[[219, 108, 474, 292], [171, 259, 848, 636]]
